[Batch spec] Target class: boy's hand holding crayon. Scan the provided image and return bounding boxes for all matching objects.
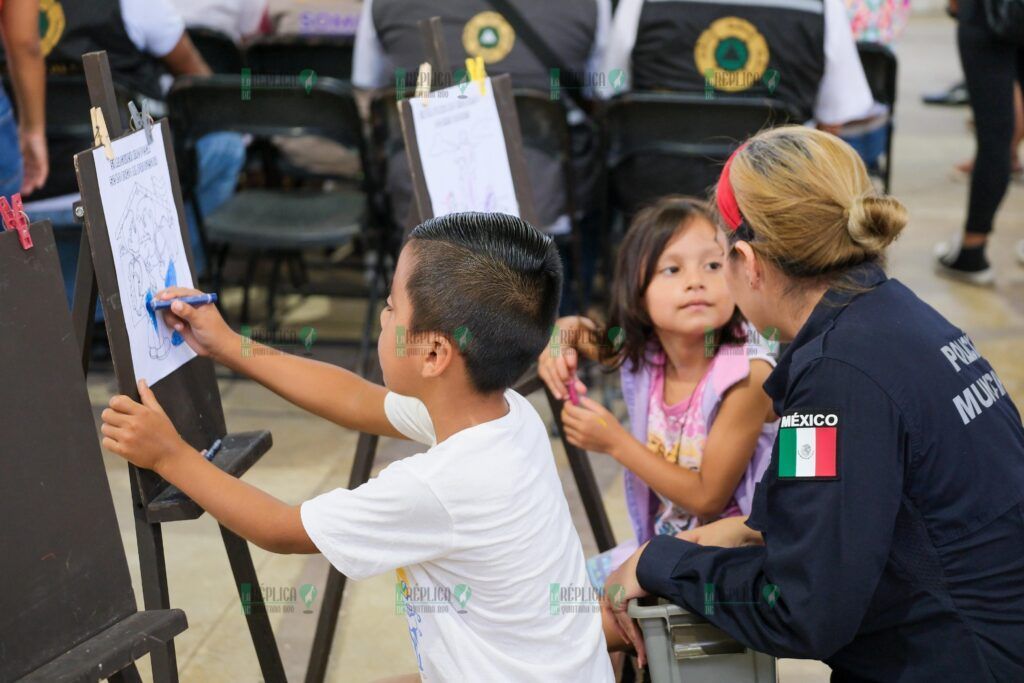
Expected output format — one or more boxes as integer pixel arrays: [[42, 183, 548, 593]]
[[101, 287, 233, 472], [101, 379, 197, 473], [155, 286, 236, 360]]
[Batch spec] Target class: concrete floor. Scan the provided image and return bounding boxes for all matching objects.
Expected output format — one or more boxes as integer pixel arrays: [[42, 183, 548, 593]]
[[85, 12, 1024, 682]]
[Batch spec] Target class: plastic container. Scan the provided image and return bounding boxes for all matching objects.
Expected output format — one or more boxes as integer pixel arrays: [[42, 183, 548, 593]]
[[628, 599, 777, 683]]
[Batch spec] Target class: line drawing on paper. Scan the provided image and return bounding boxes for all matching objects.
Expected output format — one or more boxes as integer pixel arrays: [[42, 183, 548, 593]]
[[424, 123, 517, 216], [113, 177, 186, 360]]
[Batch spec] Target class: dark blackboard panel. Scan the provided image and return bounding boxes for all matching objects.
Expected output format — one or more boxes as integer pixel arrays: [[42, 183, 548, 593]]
[[0, 222, 136, 681], [74, 119, 227, 508]]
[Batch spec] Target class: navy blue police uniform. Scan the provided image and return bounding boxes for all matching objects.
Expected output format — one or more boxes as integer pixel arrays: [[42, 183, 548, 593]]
[[636, 261, 1024, 681]]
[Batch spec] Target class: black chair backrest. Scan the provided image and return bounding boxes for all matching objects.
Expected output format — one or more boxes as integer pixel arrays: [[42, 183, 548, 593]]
[[246, 35, 355, 81], [856, 42, 897, 109], [187, 27, 245, 74], [169, 74, 363, 148], [168, 74, 367, 196], [602, 92, 799, 219]]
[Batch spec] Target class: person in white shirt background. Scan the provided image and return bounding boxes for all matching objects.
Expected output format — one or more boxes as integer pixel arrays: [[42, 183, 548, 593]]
[[170, 0, 268, 44], [600, 0, 883, 141]]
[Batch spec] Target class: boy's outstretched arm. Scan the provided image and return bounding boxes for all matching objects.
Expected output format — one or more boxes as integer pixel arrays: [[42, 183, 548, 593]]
[[102, 381, 318, 554], [156, 286, 404, 439]]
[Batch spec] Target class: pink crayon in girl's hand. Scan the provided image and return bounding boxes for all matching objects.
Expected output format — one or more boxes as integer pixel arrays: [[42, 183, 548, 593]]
[[566, 379, 580, 406]]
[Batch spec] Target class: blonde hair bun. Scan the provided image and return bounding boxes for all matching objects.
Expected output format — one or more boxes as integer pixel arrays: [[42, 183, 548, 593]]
[[724, 126, 908, 277], [846, 195, 907, 255]]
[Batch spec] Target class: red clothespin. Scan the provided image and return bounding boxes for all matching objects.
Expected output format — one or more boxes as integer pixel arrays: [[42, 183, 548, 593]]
[[0, 193, 32, 250]]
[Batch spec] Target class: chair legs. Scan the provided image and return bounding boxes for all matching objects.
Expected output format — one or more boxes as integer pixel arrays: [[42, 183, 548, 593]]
[[266, 254, 284, 331], [240, 251, 261, 325]]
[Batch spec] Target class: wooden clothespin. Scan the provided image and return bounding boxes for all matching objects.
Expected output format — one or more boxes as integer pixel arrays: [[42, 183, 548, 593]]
[[128, 100, 154, 145], [0, 193, 33, 250], [466, 56, 487, 95], [90, 107, 114, 160], [415, 61, 432, 107]]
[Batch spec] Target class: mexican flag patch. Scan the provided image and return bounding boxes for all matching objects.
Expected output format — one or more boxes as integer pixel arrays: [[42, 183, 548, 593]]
[[778, 412, 839, 479]]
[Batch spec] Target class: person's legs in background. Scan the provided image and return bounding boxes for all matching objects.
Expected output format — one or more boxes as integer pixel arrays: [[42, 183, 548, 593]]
[[556, 210, 599, 317], [938, 0, 1018, 284], [0, 84, 24, 198], [188, 132, 246, 278]]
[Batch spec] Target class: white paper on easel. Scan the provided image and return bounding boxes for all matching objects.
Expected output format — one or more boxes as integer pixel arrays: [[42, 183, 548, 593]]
[[409, 77, 520, 217], [92, 125, 197, 386]]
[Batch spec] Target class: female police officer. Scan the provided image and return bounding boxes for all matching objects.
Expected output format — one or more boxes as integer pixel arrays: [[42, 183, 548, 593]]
[[603, 126, 1024, 681]]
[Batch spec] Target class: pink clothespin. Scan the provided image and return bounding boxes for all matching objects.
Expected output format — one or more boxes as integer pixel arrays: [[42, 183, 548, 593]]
[[0, 193, 32, 250]]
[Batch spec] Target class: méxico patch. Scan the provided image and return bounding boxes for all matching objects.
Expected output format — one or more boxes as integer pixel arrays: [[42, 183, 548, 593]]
[[778, 411, 839, 480]]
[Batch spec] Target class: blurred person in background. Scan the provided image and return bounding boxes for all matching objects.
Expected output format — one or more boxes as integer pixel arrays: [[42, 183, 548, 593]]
[[170, 0, 269, 44], [0, 0, 47, 198], [936, 0, 1024, 284]]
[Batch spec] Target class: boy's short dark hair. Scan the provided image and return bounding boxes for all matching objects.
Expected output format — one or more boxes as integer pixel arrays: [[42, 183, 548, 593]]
[[406, 212, 562, 394]]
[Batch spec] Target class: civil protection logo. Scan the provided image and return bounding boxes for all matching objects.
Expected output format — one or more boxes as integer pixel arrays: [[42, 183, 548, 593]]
[[695, 17, 770, 93], [462, 11, 516, 63]]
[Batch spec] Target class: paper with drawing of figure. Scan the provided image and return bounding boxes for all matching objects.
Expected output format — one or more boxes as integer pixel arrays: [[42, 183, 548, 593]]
[[409, 77, 519, 218], [93, 125, 197, 386]]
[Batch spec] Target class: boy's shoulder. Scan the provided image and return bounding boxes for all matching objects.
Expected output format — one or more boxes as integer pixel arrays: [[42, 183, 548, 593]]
[[404, 389, 551, 487]]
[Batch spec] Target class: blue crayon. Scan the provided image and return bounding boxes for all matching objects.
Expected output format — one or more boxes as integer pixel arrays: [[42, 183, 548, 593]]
[[204, 438, 223, 461], [148, 292, 219, 312]]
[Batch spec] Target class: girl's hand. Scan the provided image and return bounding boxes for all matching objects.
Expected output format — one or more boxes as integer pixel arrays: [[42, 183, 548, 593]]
[[676, 515, 763, 548], [101, 380, 195, 472], [157, 286, 235, 360], [538, 316, 592, 400], [602, 542, 650, 668], [561, 396, 628, 455]]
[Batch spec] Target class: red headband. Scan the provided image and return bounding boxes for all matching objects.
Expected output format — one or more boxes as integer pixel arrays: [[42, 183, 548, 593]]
[[716, 144, 747, 231]]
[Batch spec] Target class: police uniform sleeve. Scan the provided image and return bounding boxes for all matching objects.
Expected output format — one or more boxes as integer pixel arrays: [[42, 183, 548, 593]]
[[636, 358, 906, 659]]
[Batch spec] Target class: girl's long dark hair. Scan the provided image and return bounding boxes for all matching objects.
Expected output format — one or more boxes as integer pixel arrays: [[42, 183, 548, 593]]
[[602, 196, 747, 371]]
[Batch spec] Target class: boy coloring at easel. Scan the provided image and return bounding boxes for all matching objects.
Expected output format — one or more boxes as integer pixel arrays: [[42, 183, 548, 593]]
[[101, 212, 615, 681]]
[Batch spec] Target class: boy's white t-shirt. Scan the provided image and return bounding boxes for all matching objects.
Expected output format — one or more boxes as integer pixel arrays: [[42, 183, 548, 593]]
[[300, 389, 614, 682]]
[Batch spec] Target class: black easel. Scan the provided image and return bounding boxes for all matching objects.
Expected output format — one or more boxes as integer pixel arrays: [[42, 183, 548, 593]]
[[70, 51, 285, 683]]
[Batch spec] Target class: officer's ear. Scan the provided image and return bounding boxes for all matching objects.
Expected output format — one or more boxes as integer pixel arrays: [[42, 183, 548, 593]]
[[730, 240, 763, 290]]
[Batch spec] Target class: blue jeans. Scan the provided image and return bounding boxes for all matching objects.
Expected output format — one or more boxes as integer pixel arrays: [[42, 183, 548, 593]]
[[841, 125, 888, 174], [0, 84, 23, 198], [28, 132, 245, 312]]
